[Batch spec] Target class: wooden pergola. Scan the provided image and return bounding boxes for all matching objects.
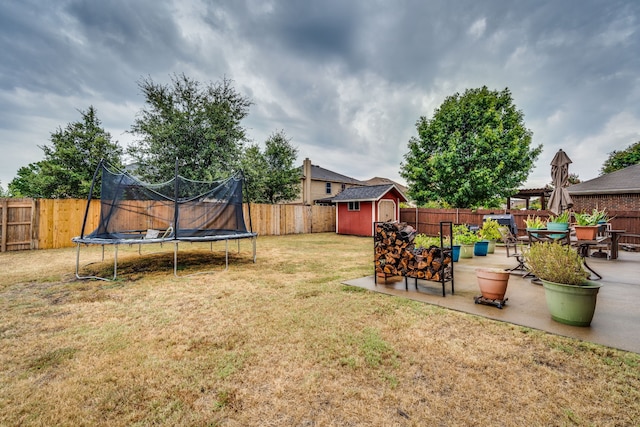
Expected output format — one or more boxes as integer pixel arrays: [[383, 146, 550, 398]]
[[507, 188, 552, 210]]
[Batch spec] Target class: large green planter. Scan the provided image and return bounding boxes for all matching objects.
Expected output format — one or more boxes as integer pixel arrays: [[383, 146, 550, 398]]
[[459, 244, 474, 258], [541, 279, 602, 327], [486, 239, 497, 254]]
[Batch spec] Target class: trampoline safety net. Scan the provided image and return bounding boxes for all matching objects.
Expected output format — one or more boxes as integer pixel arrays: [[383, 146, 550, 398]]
[[80, 161, 252, 241]]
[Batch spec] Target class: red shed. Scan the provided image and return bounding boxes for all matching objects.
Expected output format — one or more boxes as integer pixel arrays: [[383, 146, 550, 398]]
[[332, 184, 408, 236]]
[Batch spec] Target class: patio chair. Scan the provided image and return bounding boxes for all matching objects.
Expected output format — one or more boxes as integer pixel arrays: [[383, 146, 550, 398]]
[[498, 226, 528, 275]]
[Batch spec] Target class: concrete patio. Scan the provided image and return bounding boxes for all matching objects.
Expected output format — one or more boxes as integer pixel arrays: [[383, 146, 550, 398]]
[[344, 246, 640, 354]]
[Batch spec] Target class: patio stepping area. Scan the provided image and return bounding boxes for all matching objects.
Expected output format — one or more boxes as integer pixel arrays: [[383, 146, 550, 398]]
[[344, 246, 640, 354]]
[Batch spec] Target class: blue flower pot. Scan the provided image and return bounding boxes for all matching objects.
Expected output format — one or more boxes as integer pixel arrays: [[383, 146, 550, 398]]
[[452, 245, 460, 262], [474, 240, 489, 256], [547, 222, 569, 239]]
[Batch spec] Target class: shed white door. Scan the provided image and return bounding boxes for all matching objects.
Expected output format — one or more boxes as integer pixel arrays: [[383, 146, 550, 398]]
[[378, 200, 396, 222]]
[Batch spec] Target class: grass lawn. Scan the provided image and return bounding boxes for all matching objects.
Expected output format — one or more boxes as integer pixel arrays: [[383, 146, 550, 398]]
[[1, 233, 639, 426]]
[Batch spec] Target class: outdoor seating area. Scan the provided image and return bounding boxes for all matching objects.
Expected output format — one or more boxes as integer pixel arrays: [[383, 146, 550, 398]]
[[345, 244, 640, 354], [503, 223, 630, 281]]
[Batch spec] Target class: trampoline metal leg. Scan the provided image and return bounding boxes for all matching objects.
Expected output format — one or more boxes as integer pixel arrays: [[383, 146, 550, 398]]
[[174, 241, 179, 277], [75, 243, 81, 279], [252, 236, 257, 263], [75, 243, 117, 281], [113, 245, 118, 280]]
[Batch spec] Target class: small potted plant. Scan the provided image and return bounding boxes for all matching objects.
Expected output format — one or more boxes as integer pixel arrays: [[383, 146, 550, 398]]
[[523, 242, 601, 326], [525, 215, 545, 229], [546, 210, 571, 238], [479, 218, 502, 254], [453, 224, 479, 259], [413, 234, 441, 249], [573, 209, 605, 240]]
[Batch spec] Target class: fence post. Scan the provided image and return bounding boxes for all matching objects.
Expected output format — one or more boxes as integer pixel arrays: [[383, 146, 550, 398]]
[[1, 199, 7, 252]]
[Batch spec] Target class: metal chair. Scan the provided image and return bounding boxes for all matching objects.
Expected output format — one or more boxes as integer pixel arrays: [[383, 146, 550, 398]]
[[498, 226, 528, 274]]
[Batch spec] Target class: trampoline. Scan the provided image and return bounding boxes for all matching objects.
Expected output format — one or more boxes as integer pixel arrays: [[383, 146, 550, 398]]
[[73, 160, 257, 280]]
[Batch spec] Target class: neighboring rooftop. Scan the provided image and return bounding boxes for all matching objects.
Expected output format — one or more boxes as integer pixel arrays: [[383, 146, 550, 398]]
[[568, 164, 640, 195], [332, 184, 408, 203], [300, 163, 366, 185], [364, 177, 408, 195]]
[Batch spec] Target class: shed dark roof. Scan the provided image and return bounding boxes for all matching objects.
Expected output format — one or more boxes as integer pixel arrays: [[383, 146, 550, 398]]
[[331, 184, 408, 203], [568, 164, 640, 195], [300, 164, 365, 185]]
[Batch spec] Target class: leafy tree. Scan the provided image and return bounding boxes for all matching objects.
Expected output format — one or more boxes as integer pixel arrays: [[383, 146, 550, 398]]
[[401, 86, 542, 208], [128, 73, 252, 182], [262, 131, 300, 203], [240, 131, 300, 203], [600, 141, 640, 174], [568, 173, 581, 185], [240, 144, 269, 203], [9, 106, 122, 198]]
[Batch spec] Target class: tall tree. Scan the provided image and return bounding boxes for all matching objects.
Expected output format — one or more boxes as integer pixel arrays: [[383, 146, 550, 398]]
[[401, 86, 541, 208], [600, 141, 640, 174], [128, 73, 252, 182], [240, 144, 269, 203], [240, 130, 300, 204], [9, 106, 122, 198], [262, 131, 300, 204]]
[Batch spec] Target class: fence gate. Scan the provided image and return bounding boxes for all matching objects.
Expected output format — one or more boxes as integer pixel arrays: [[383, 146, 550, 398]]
[[0, 198, 36, 252]]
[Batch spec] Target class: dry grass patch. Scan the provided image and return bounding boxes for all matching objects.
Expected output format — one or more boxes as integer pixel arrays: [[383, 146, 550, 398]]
[[1, 233, 639, 426]]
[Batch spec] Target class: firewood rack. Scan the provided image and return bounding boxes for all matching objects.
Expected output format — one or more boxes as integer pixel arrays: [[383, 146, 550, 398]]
[[374, 221, 454, 297]]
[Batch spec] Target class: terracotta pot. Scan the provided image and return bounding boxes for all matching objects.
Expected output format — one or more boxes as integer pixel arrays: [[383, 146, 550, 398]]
[[476, 268, 510, 300], [574, 225, 598, 240]]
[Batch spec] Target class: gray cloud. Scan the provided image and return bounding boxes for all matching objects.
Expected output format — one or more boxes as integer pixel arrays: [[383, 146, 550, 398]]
[[1, 0, 639, 192]]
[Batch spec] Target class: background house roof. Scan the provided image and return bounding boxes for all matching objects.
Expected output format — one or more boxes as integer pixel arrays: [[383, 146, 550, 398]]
[[301, 163, 366, 185], [364, 177, 408, 195], [331, 184, 408, 203], [568, 164, 640, 195]]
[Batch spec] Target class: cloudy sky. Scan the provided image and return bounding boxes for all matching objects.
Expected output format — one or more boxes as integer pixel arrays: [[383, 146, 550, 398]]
[[1, 0, 639, 192]]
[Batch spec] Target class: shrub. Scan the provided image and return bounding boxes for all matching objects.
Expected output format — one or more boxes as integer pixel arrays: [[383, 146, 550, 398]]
[[523, 242, 589, 285]]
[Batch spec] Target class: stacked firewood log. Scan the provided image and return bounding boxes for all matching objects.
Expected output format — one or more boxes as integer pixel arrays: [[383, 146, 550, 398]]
[[374, 222, 452, 282]]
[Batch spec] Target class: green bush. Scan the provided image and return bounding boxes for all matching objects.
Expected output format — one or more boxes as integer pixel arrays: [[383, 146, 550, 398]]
[[523, 242, 589, 285]]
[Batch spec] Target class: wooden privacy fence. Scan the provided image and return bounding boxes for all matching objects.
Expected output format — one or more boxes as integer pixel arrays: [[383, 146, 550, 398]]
[[0, 198, 37, 252], [0, 198, 336, 251], [400, 207, 640, 245]]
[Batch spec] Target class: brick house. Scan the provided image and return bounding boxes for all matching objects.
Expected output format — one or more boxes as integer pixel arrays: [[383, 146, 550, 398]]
[[567, 164, 640, 211]]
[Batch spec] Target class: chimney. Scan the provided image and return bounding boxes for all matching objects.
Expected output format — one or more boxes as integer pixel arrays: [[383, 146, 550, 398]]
[[303, 158, 312, 205]]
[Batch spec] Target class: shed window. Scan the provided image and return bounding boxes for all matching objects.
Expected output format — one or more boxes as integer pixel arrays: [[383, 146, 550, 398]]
[[326, 182, 332, 194], [348, 201, 360, 211]]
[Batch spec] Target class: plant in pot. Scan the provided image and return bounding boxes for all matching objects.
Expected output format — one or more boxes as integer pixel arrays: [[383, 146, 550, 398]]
[[523, 241, 601, 326], [524, 215, 545, 237], [453, 224, 478, 259], [574, 209, 600, 240], [479, 218, 502, 254], [413, 234, 441, 249], [546, 210, 571, 239]]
